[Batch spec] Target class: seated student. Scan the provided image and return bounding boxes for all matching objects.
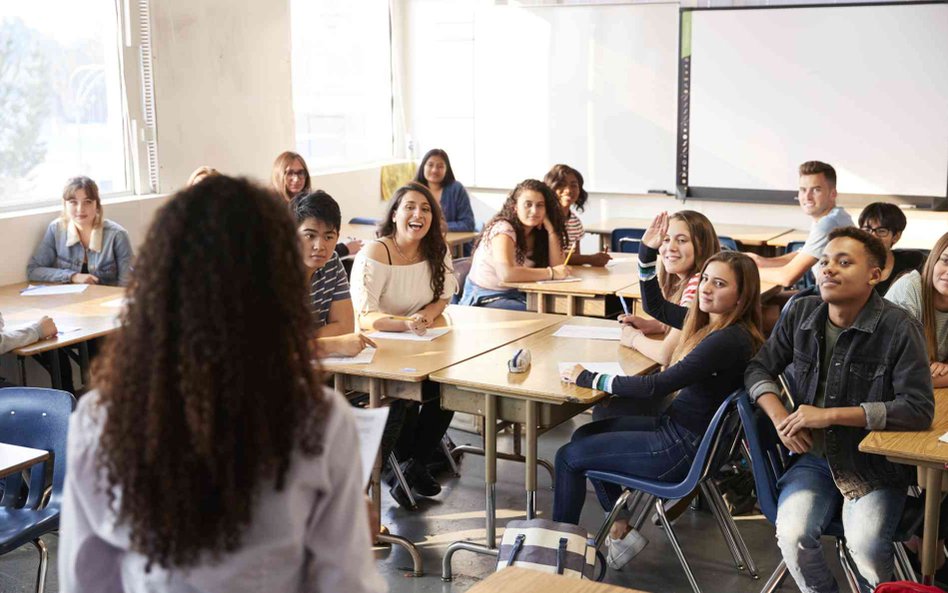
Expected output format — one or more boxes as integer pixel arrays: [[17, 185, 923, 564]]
[[290, 190, 375, 357], [349, 182, 458, 506], [748, 161, 854, 288], [460, 179, 570, 310], [619, 210, 720, 368], [58, 176, 384, 592], [557, 251, 765, 570], [187, 165, 220, 186], [543, 164, 610, 267], [271, 150, 362, 257], [745, 227, 934, 593], [0, 313, 57, 387], [886, 231, 948, 388], [414, 148, 475, 232], [858, 202, 924, 295], [28, 176, 134, 287]]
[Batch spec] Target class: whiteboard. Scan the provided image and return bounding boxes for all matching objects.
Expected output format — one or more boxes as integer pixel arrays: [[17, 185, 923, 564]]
[[472, 3, 680, 193], [687, 3, 948, 198]]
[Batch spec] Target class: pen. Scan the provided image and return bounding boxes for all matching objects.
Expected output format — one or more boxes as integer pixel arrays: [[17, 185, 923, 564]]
[[619, 296, 630, 316]]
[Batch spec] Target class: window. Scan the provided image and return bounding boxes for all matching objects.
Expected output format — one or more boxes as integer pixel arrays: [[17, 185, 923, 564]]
[[290, 0, 394, 171], [0, 2, 150, 211]]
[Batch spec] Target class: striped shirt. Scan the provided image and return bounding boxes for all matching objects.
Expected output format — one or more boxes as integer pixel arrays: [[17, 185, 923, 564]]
[[680, 273, 700, 306], [309, 252, 351, 328], [565, 211, 584, 247]]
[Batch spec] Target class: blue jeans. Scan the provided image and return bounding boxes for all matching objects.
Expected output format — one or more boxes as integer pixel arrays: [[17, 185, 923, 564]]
[[775, 454, 905, 593], [458, 276, 527, 311], [552, 414, 700, 525]]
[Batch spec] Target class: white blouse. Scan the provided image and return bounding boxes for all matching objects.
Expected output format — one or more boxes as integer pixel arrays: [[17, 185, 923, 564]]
[[350, 243, 457, 318]]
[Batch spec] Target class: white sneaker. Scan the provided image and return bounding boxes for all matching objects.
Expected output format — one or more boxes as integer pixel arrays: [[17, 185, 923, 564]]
[[605, 529, 649, 570]]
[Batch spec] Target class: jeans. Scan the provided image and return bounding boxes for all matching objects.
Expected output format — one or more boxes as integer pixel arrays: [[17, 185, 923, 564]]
[[459, 276, 527, 311], [775, 454, 906, 593], [552, 414, 700, 525]]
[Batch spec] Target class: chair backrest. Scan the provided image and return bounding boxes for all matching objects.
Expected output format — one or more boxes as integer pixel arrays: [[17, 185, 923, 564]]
[[348, 216, 379, 226], [679, 390, 744, 490], [736, 390, 789, 525], [611, 228, 645, 253], [719, 236, 738, 251], [451, 257, 472, 304], [0, 387, 76, 510], [785, 240, 816, 289]]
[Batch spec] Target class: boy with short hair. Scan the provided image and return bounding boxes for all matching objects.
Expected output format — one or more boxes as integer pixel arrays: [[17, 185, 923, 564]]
[[745, 227, 934, 592]]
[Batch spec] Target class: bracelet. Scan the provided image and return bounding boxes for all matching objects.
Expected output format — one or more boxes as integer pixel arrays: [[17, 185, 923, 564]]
[[548, 266, 554, 280]]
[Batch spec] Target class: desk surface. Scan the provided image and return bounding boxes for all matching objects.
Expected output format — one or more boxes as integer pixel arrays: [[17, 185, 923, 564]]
[[501, 257, 638, 297], [340, 223, 478, 249], [431, 316, 658, 405], [321, 305, 562, 382], [467, 567, 648, 593], [0, 282, 124, 355], [0, 442, 50, 479], [583, 217, 793, 246], [860, 388, 948, 467]]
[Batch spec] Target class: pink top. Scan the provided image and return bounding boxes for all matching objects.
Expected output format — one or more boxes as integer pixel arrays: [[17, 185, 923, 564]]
[[680, 273, 700, 306], [469, 221, 535, 291]]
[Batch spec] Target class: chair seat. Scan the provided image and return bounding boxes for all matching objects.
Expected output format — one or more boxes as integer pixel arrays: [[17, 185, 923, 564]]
[[0, 507, 60, 554], [585, 470, 697, 501]]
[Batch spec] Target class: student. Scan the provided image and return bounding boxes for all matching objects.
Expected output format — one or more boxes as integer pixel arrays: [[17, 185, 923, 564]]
[[460, 179, 570, 310], [27, 176, 134, 287], [886, 231, 948, 388], [414, 148, 476, 232], [749, 161, 854, 288], [58, 176, 383, 593], [543, 164, 610, 267], [271, 150, 362, 257], [186, 165, 220, 186], [745, 227, 934, 593], [290, 190, 375, 357], [349, 182, 458, 506], [557, 251, 765, 570], [619, 210, 720, 367], [858, 202, 924, 295], [0, 314, 57, 387]]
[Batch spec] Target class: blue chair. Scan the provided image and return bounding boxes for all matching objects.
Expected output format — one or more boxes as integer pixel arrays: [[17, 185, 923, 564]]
[[785, 240, 816, 290], [586, 390, 758, 593], [736, 391, 917, 593], [348, 216, 379, 226], [0, 387, 76, 593], [611, 228, 646, 254], [450, 257, 472, 305], [719, 236, 739, 251]]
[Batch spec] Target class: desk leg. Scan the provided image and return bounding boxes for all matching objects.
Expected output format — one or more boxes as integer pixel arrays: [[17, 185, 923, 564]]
[[18, 356, 26, 386], [566, 296, 576, 317], [525, 400, 538, 519], [78, 342, 91, 388], [921, 467, 943, 584], [537, 292, 547, 314], [49, 351, 62, 391]]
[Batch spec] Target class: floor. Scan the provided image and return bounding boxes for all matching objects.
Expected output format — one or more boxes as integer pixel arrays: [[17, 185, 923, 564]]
[[1, 414, 854, 593]]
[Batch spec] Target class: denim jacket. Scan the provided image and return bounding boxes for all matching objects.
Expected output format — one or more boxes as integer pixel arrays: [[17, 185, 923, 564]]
[[27, 219, 134, 286], [745, 292, 934, 498]]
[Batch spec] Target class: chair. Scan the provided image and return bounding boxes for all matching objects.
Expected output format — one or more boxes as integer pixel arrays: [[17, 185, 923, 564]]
[[586, 390, 759, 593], [451, 257, 472, 305], [785, 240, 816, 289], [719, 236, 739, 251], [736, 390, 918, 593], [611, 228, 646, 254], [0, 387, 76, 593], [349, 216, 379, 226]]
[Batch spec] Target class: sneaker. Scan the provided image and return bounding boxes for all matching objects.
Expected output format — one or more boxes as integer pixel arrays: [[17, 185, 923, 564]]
[[404, 459, 442, 497], [606, 528, 649, 570]]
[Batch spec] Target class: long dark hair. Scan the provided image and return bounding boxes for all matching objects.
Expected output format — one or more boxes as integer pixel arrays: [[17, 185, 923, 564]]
[[414, 148, 456, 187], [377, 182, 450, 304], [93, 176, 329, 569], [543, 164, 588, 212], [476, 179, 568, 266]]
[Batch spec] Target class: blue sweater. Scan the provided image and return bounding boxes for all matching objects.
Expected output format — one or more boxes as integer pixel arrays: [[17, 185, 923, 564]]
[[438, 181, 476, 232]]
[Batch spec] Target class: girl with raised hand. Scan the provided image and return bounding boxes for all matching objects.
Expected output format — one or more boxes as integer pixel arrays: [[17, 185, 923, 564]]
[[543, 164, 610, 267]]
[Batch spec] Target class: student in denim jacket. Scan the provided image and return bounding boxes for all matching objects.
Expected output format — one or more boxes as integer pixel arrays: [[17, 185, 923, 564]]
[[27, 177, 134, 287], [745, 227, 934, 593]]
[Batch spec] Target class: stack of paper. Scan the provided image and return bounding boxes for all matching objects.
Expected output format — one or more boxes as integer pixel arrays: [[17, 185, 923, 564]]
[[321, 347, 377, 365], [20, 284, 89, 296]]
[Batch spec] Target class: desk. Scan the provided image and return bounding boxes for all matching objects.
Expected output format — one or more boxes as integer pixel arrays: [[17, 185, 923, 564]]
[[771, 225, 947, 251], [431, 316, 658, 580], [500, 258, 638, 317], [340, 223, 478, 258], [0, 442, 49, 479], [467, 567, 649, 593], [860, 387, 948, 584], [323, 305, 563, 575], [0, 283, 124, 388], [584, 217, 794, 250]]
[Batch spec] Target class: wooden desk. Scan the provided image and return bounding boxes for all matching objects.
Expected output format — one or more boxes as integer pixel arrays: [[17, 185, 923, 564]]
[[584, 217, 794, 249], [501, 257, 638, 317], [340, 223, 478, 258], [0, 282, 124, 388], [860, 387, 948, 584], [468, 567, 649, 593], [0, 442, 49, 479], [323, 305, 563, 575], [431, 316, 658, 580]]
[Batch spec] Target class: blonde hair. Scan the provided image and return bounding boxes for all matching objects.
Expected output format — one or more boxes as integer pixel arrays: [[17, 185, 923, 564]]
[[61, 176, 103, 229], [187, 166, 220, 187], [658, 210, 720, 303], [921, 232, 948, 362], [671, 251, 765, 365], [270, 151, 310, 202]]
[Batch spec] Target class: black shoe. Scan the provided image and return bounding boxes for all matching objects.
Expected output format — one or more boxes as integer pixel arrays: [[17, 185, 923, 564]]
[[405, 459, 441, 497], [388, 482, 417, 510]]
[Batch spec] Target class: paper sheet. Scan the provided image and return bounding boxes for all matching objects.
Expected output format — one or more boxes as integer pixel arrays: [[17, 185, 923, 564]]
[[320, 347, 377, 365], [553, 325, 622, 341], [20, 284, 90, 296], [367, 327, 450, 342], [352, 407, 390, 488], [101, 298, 127, 308], [938, 432, 948, 444], [536, 277, 582, 285], [558, 362, 625, 377]]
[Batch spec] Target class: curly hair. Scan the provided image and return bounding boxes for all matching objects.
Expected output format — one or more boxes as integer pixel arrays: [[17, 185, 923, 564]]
[[543, 164, 588, 212], [376, 182, 450, 303], [477, 179, 569, 266], [92, 176, 330, 570]]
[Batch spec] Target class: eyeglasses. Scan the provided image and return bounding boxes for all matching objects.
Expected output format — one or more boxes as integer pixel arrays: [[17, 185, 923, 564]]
[[285, 169, 307, 180], [860, 225, 892, 238]]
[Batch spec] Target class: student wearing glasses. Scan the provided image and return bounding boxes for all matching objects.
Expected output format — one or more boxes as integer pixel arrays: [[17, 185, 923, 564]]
[[857, 202, 924, 296]]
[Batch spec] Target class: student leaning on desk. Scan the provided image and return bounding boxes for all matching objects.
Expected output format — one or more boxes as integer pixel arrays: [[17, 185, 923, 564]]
[[543, 163, 611, 267]]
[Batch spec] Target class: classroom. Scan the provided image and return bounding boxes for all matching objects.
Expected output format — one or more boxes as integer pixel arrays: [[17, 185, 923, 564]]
[[1, 1, 947, 592]]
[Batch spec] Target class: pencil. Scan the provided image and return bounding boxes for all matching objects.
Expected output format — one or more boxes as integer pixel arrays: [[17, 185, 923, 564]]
[[563, 242, 576, 267], [619, 296, 630, 316], [386, 315, 415, 321]]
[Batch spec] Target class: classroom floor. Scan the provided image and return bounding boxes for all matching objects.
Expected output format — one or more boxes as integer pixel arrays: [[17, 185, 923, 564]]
[[1, 414, 853, 593]]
